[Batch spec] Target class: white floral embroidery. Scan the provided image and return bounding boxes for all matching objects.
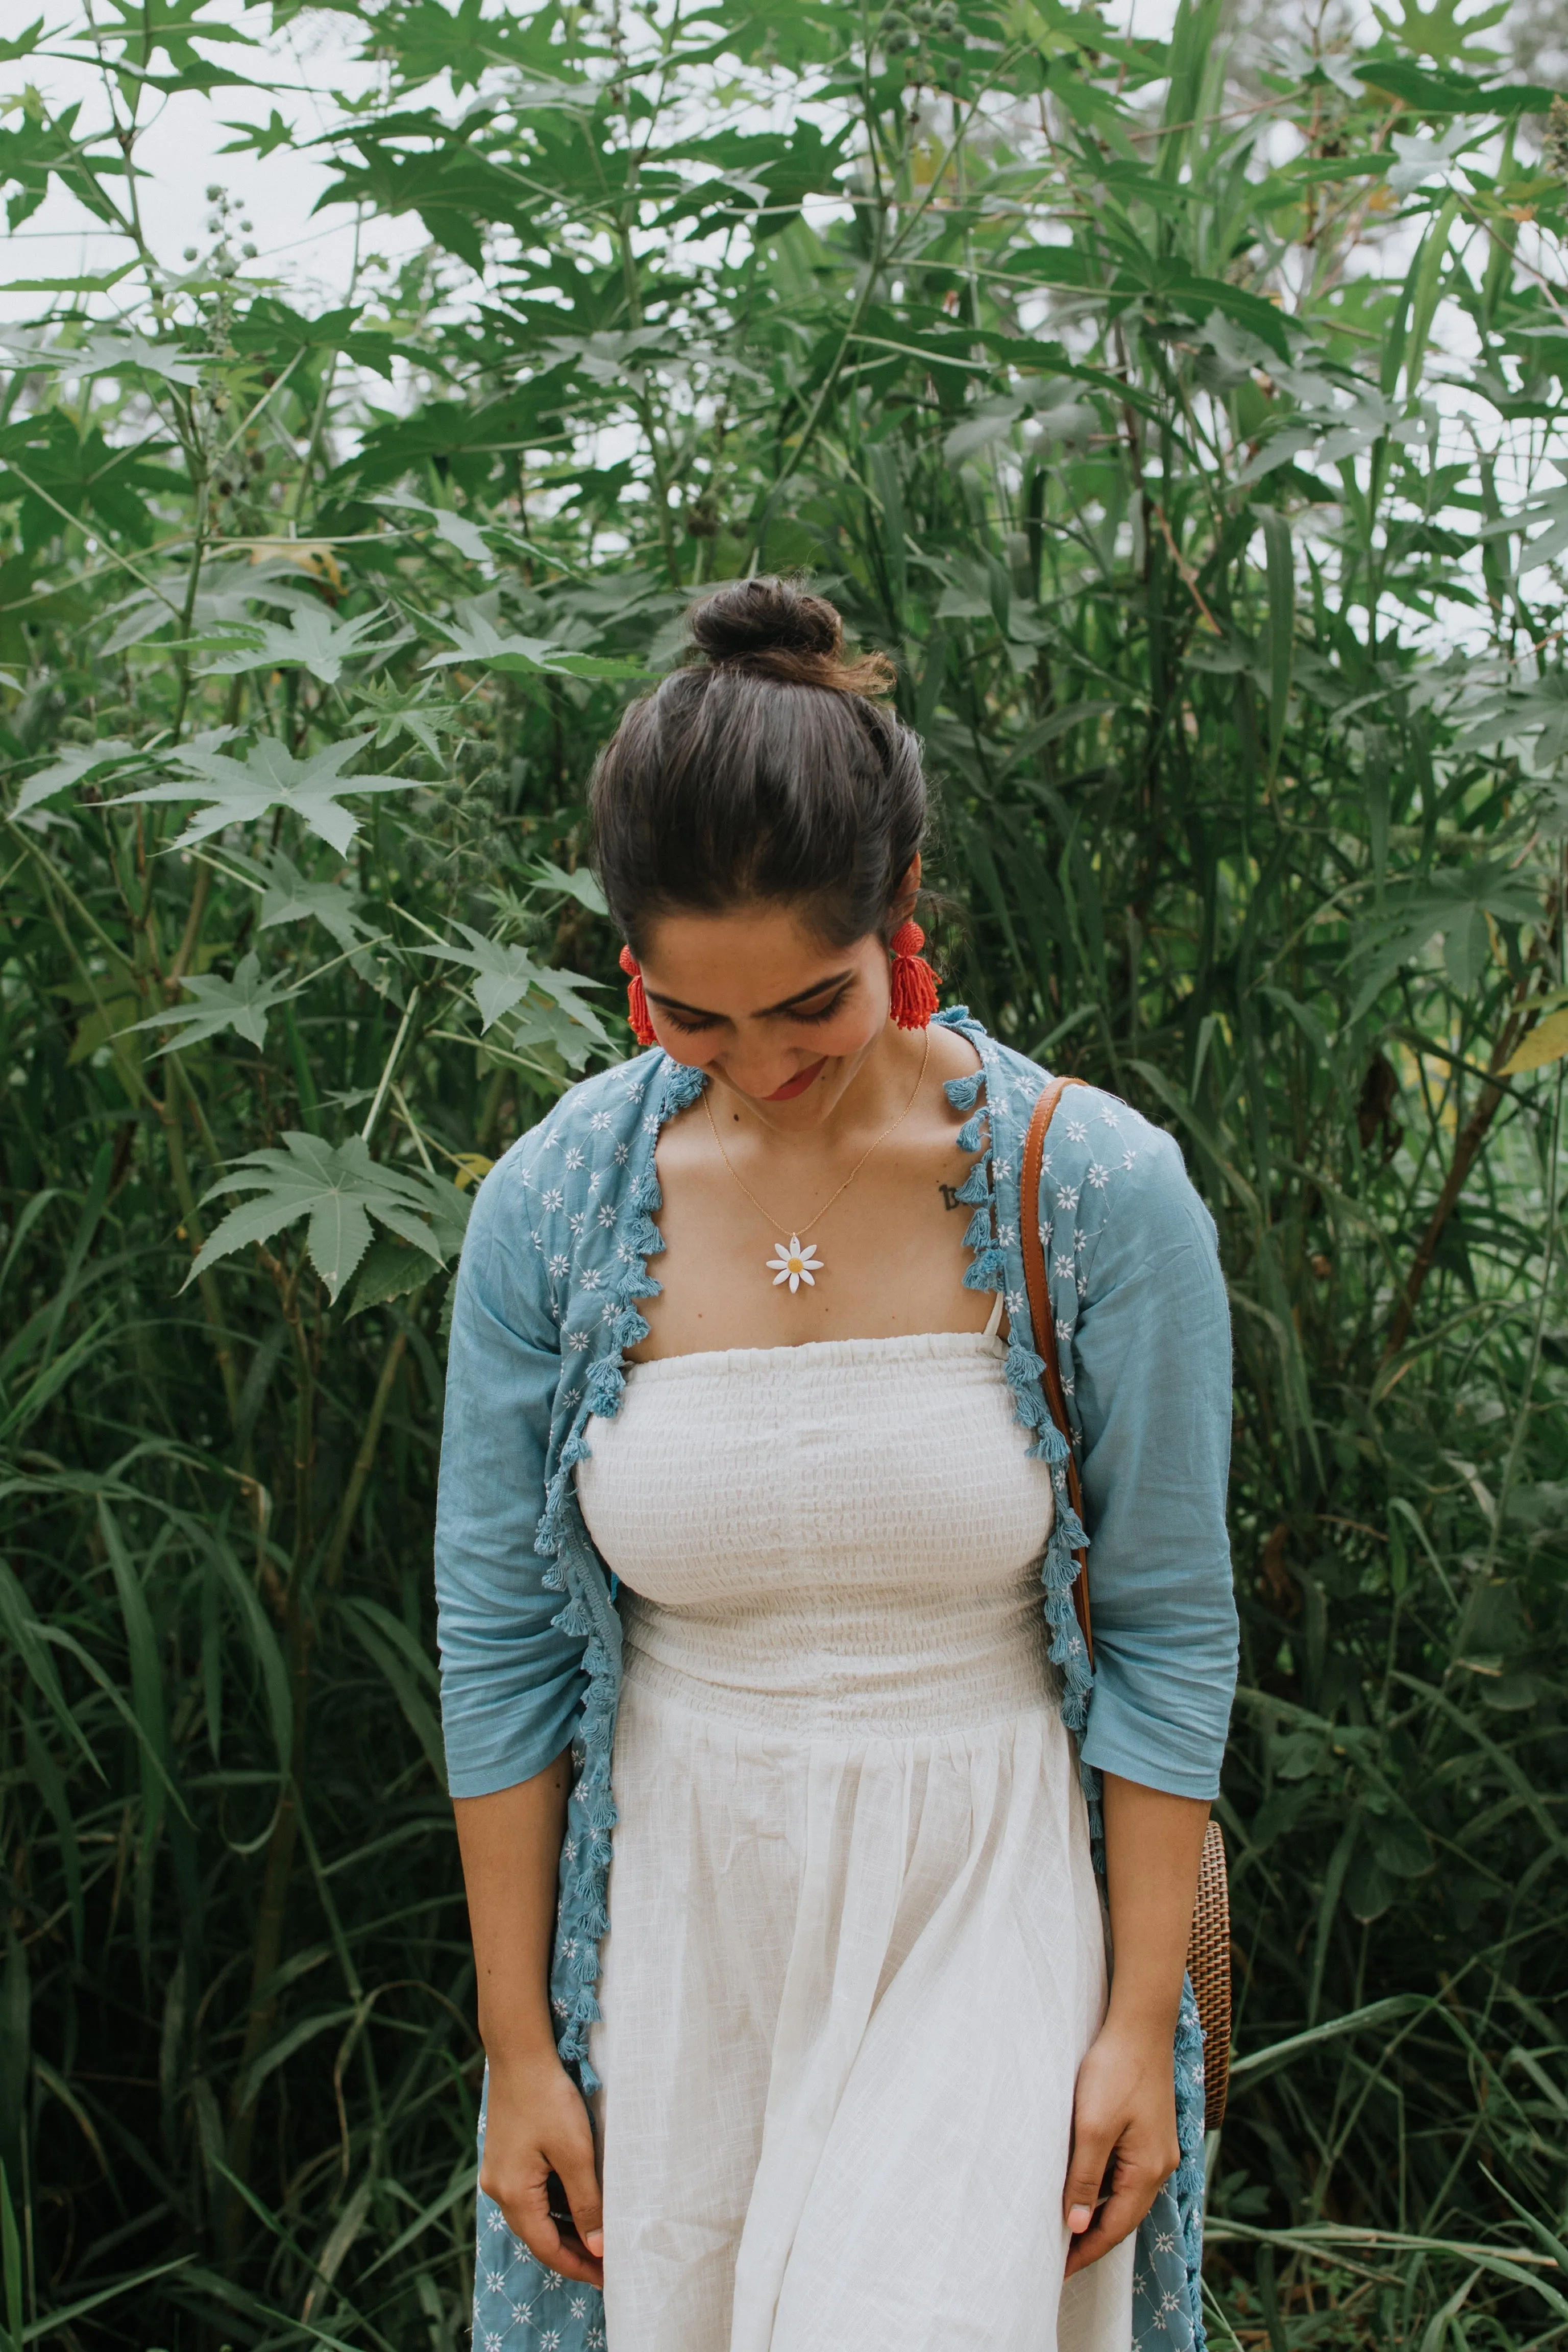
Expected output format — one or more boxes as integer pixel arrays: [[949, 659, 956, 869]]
[[1064, 1116, 1088, 1143], [1087, 1161, 1110, 1191], [1053, 1252, 1074, 1279], [542, 1187, 565, 1211]]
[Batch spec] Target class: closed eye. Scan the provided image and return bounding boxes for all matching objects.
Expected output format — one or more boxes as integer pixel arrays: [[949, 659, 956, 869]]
[[788, 985, 851, 1025], [654, 982, 853, 1034]]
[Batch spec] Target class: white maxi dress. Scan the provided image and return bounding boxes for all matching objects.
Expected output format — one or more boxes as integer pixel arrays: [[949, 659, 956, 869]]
[[575, 1304, 1134, 2352]]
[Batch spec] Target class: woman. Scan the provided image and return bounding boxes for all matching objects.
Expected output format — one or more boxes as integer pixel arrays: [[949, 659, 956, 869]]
[[436, 579, 1237, 2352]]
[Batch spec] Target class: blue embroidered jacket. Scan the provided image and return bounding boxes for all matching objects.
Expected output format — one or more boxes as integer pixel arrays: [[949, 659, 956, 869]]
[[436, 1012, 1238, 2352]]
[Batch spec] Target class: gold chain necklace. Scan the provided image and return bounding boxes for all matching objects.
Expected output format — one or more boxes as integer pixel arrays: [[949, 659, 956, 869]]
[[702, 1030, 932, 1292]]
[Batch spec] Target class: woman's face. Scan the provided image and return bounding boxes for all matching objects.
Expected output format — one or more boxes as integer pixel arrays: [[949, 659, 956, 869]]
[[636, 899, 896, 1126]]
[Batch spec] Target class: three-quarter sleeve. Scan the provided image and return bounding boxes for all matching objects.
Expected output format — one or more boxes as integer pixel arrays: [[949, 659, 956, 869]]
[[434, 1145, 587, 1799], [1071, 1131, 1238, 1800]]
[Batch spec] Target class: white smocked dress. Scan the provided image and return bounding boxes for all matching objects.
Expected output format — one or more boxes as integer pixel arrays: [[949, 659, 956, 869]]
[[574, 1300, 1135, 2352]]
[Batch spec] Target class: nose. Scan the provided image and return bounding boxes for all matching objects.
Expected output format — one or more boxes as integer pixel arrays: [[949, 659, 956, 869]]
[[714, 1046, 814, 1101]]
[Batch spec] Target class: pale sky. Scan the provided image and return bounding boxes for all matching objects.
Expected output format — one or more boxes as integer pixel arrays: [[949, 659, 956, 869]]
[[4, 1, 1183, 329]]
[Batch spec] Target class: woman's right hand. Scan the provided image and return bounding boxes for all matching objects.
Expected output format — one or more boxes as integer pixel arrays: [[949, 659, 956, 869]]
[[479, 2048, 605, 2288]]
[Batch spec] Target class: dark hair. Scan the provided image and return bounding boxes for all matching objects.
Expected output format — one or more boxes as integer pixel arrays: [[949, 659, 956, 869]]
[[589, 578, 927, 953]]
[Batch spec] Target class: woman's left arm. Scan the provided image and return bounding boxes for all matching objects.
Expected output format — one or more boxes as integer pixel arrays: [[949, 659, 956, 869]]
[[1046, 1114, 1238, 2269], [1062, 1775, 1209, 2272]]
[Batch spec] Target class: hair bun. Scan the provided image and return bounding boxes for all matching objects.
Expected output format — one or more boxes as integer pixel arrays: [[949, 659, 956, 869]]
[[689, 577, 842, 666], [686, 576, 892, 698]]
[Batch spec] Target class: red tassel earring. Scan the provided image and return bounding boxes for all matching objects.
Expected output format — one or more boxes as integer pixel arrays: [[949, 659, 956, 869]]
[[619, 946, 657, 1046], [889, 920, 939, 1030]]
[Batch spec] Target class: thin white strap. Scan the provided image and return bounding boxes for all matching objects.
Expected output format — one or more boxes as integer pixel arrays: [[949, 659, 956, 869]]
[[983, 1289, 1005, 1341]]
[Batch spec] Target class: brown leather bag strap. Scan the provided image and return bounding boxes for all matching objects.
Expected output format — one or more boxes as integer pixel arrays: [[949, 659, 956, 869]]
[[1024, 1075, 1233, 2126], [1020, 1074, 1094, 1667]]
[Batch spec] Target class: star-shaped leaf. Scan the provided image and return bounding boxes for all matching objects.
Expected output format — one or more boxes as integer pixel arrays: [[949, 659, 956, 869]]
[[372, 492, 491, 564], [345, 672, 470, 758], [422, 609, 648, 683], [191, 604, 402, 685], [187, 1131, 469, 1304], [415, 923, 545, 1031], [0, 328, 204, 387], [130, 951, 303, 1054], [114, 733, 422, 856], [248, 848, 378, 955], [13, 738, 142, 816], [525, 857, 608, 917], [415, 922, 611, 1042], [504, 995, 608, 1074]]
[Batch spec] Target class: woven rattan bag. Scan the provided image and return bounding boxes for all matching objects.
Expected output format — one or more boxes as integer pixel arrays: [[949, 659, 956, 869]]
[[1022, 1075, 1232, 2134]]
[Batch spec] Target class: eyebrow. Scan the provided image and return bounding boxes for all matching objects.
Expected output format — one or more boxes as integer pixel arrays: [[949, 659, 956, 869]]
[[645, 969, 856, 1021]]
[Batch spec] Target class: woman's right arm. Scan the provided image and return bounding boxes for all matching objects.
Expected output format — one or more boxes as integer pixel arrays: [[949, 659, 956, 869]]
[[455, 1762, 605, 2285], [435, 1148, 600, 2282]]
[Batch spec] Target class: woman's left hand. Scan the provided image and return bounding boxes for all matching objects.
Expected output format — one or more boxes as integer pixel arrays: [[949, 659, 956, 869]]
[[1061, 2016, 1182, 2275]]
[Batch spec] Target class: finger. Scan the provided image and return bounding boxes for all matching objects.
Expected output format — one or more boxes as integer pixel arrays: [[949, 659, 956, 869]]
[[1063, 2170, 1163, 2276], [485, 2168, 603, 2287], [553, 2139, 606, 2263], [1062, 2112, 1117, 2238]]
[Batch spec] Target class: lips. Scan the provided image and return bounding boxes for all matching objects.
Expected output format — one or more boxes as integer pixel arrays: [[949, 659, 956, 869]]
[[765, 1058, 827, 1101]]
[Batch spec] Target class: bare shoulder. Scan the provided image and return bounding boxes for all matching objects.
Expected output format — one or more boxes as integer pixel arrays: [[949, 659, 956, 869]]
[[922, 1020, 983, 1129]]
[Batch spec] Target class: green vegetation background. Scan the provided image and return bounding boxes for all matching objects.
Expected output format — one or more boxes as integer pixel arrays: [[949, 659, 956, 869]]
[[4, 0, 1568, 2342]]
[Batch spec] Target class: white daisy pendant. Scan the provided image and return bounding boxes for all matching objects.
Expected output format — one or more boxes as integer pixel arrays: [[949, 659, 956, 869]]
[[767, 1235, 822, 1293]]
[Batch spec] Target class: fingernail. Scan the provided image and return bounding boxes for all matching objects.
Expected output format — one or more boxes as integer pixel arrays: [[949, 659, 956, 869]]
[[1068, 2206, 1092, 2233], [585, 2230, 604, 2257]]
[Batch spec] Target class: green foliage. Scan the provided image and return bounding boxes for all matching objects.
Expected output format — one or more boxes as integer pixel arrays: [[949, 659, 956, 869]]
[[4, 0, 1568, 2344]]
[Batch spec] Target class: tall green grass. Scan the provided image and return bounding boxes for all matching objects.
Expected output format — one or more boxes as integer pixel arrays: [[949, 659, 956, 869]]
[[2, 0, 1566, 2341]]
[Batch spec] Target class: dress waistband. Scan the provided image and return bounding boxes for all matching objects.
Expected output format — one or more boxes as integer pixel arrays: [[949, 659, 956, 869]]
[[620, 1590, 1056, 1738]]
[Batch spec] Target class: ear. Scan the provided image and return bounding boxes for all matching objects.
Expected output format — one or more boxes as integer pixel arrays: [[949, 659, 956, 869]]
[[890, 852, 922, 928]]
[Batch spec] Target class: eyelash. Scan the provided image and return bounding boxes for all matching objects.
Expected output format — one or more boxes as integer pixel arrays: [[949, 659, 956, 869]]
[[793, 988, 851, 1026], [662, 986, 851, 1037]]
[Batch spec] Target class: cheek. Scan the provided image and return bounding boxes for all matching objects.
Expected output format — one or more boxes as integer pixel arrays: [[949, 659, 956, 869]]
[[813, 995, 888, 1060], [648, 1014, 712, 1066]]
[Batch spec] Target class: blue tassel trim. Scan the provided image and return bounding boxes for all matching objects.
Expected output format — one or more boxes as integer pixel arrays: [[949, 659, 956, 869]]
[[954, 1162, 991, 1208]]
